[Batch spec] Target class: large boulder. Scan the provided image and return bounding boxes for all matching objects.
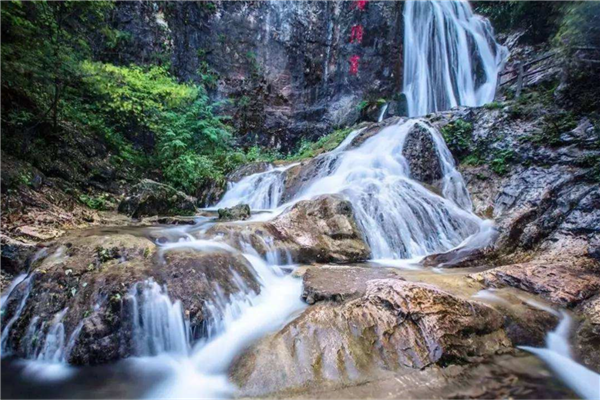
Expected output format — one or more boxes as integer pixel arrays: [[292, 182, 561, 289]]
[[207, 195, 370, 264], [574, 296, 600, 372], [118, 179, 197, 218], [231, 279, 511, 397], [0, 233, 259, 365], [0, 234, 39, 275], [227, 162, 271, 183]]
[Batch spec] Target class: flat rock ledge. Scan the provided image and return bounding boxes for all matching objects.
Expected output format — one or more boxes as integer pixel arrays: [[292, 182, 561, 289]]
[[470, 260, 600, 307]]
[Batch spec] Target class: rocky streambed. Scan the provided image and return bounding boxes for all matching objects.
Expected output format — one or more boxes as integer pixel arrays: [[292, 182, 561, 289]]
[[2, 106, 599, 399]]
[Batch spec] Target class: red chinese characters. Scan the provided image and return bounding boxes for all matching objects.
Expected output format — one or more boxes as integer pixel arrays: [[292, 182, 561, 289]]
[[349, 55, 360, 75], [351, 0, 367, 11], [350, 25, 363, 44]]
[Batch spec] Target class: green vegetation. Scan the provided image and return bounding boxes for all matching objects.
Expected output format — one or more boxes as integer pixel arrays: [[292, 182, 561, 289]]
[[1, 1, 256, 196], [78, 193, 115, 211], [490, 149, 515, 175], [441, 119, 473, 159], [473, 1, 565, 44], [483, 101, 504, 110], [287, 127, 354, 161]]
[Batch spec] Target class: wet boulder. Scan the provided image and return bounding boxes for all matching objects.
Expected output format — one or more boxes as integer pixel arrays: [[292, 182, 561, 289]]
[[1, 233, 259, 365], [0, 234, 39, 275], [272, 195, 370, 263], [207, 195, 370, 264], [402, 123, 444, 185], [227, 162, 271, 183], [218, 204, 251, 221], [118, 179, 197, 218], [231, 278, 511, 397]]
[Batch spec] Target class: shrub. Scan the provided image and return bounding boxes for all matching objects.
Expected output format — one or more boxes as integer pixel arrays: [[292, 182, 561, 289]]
[[441, 119, 473, 158]]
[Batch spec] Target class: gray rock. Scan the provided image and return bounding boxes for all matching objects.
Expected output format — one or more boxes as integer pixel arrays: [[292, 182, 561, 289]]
[[402, 123, 443, 185], [118, 179, 197, 218]]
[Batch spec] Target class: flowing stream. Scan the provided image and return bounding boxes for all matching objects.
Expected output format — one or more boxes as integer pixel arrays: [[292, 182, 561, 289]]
[[402, 0, 508, 117]]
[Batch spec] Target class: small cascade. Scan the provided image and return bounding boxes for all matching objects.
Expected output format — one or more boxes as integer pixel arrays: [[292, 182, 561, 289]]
[[216, 163, 299, 210], [378, 103, 389, 122], [216, 120, 484, 261], [402, 0, 508, 117], [520, 312, 600, 400], [128, 280, 190, 357], [216, 128, 365, 212], [422, 123, 473, 211], [146, 235, 305, 398], [1, 275, 34, 355]]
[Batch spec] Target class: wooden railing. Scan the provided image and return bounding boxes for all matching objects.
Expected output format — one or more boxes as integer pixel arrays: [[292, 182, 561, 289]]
[[499, 47, 600, 98], [498, 52, 557, 97]]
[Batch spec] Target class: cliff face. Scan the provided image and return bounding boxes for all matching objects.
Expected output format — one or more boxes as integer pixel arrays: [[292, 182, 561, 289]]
[[110, 1, 404, 150]]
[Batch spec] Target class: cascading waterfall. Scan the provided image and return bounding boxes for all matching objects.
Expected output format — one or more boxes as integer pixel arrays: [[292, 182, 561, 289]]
[[145, 239, 305, 398], [0, 1, 518, 397], [297, 120, 481, 260], [402, 0, 508, 117], [218, 119, 485, 261], [1, 275, 34, 355]]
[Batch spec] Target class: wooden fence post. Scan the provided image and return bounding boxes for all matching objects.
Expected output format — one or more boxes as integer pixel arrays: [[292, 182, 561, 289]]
[[515, 61, 524, 98]]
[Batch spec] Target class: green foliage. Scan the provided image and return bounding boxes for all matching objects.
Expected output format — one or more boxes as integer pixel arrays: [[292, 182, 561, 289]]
[[1, 1, 115, 130], [357, 100, 369, 111], [490, 149, 515, 175], [79, 193, 114, 211], [287, 127, 354, 161], [473, 1, 565, 43], [555, 2, 600, 50], [1, 1, 241, 197], [441, 119, 473, 158], [483, 101, 504, 110]]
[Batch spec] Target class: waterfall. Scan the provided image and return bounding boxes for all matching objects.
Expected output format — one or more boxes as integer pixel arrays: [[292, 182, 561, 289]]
[[1, 275, 34, 355], [520, 312, 600, 400], [216, 163, 300, 210], [297, 120, 481, 260], [146, 237, 305, 398], [219, 120, 485, 261], [402, 0, 508, 117], [215, 128, 364, 211], [128, 279, 190, 357]]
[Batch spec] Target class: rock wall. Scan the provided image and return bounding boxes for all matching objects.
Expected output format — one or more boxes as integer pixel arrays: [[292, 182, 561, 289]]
[[109, 1, 405, 150]]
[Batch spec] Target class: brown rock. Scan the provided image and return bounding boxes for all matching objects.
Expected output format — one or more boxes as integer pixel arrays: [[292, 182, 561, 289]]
[[574, 296, 600, 371], [231, 279, 511, 397], [470, 260, 600, 307], [302, 265, 401, 304], [207, 195, 370, 264], [1, 233, 259, 365], [402, 123, 443, 186]]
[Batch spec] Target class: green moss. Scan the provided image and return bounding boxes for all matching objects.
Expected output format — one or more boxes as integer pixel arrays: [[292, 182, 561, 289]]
[[79, 193, 115, 211], [441, 119, 473, 159]]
